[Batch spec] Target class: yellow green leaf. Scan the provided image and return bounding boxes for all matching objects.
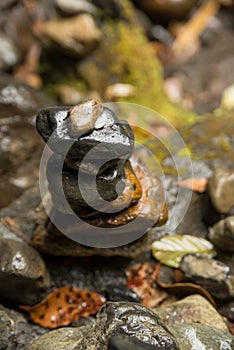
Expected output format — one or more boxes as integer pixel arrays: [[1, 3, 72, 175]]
[[151, 234, 215, 268]]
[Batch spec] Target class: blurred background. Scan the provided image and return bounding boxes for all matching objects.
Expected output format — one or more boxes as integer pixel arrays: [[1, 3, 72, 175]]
[[0, 0, 234, 209]]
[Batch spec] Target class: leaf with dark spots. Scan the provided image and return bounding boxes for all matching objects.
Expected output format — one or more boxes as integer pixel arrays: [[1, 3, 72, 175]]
[[125, 262, 168, 308], [20, 286, 106, 328]]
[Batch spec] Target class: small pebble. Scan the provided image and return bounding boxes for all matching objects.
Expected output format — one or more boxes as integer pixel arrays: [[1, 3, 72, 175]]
[[68, 99, 103, 137], [55, 0, 97, 15], [221, 84, 234, 110]]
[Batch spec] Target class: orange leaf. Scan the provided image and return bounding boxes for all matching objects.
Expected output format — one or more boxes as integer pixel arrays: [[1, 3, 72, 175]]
[[177, 178, 208, 193], [20, 286, 106, 328]]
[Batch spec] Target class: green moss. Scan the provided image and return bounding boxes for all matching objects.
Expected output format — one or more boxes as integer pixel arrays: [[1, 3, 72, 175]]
[[79, 18, 197, 127]]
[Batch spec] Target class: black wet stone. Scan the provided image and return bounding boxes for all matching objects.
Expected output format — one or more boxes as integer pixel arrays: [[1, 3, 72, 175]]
[[219, 301, 234, 322], [105, 284, 140, 303], [36, 106, 134, 160], [98, 302, 179, 350], [47, 153, 126, 209]]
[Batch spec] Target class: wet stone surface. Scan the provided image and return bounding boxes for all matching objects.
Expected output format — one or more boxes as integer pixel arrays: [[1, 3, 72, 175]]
[[41, 14, 102, 58], [27, 302, 180, 350], [155, 294, 229, 333], [170, 323, 234, 350], [0, 239, 50, 305], [35, 99, 167, 249], [209, 215, 234, 252], [26, 301, 234, 350], [0, 75, 53, 209], [133, 0, 197, 23], [219, 300, 234, 322], [36, 105, 134, 160], [0, 304, 46, 350], [208, 168, 234, 215], [55, 0, 97, 15], [180, 255, 234, 300]]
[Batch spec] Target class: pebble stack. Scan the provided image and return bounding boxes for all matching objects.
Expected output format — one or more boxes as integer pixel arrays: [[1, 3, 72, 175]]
[[36, 99, 164, 230]]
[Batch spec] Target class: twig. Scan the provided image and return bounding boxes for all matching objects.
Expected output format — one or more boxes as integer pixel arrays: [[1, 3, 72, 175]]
[[1, 217, 34, 246], [172, 0, 220, 53]]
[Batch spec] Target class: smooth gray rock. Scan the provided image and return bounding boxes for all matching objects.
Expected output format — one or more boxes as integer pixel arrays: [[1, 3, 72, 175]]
[[0, 310, 11, 350], [0, 74, 53, 209], [55, 0, 97, 15], [155, 294, 229, 333], [208, 168, 234, 214], [42, 14, 102, 57], [0, 239, 50, 305], [209, 216, 234, 252], [0, 34, 19, 70], [0, 304, 45, 350], [171, 323, 234, 350], [180, 255, 234, 299], [0, 222, 22, 242]]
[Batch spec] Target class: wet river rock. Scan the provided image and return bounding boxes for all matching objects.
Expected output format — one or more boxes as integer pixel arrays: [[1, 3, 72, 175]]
[[0, 74, 53, 209], [27, 302, 180, 350], [209, 215, 234, 252], [41, 14, 102, 58], [180, 254, 234, 300], [208, 168, 234, 215], [36, 104, 134, 160], [36, 99, 167, 249], [155, 294, 229, 333], [55, 0, 97, 15], [0, 304, 44, 350], [133, 0, 197, 23], [26, 301, 234, 350], [47, 154, 127, 209], [0, 238, 49, 305]]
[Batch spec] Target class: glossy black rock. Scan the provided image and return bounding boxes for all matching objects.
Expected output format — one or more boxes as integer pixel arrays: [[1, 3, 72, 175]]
[[47, 154, 126, 208], [36, 106, 134, 160]]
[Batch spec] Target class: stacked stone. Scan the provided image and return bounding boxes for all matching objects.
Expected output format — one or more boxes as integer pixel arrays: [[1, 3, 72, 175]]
[[36, 99, 143, 224]]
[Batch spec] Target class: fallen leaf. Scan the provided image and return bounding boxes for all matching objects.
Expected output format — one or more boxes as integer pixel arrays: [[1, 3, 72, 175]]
[[177, 178, 208, 193], [152, 234, 215, 268], [20, 286, 106, 328], [125, 262, 168, 308]]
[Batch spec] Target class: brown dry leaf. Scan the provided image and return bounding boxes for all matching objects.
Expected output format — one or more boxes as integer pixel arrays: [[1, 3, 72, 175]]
[[125, 262, 168, 308], [20, 286, 106, 328], [177, 178, 208, 193]]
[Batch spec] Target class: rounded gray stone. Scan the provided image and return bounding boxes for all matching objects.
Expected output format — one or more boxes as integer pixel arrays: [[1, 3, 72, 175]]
[[0, 239, 50, 305]]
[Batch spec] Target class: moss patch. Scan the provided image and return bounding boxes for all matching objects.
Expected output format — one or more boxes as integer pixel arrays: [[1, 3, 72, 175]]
[[78, 18, 196, 127]]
